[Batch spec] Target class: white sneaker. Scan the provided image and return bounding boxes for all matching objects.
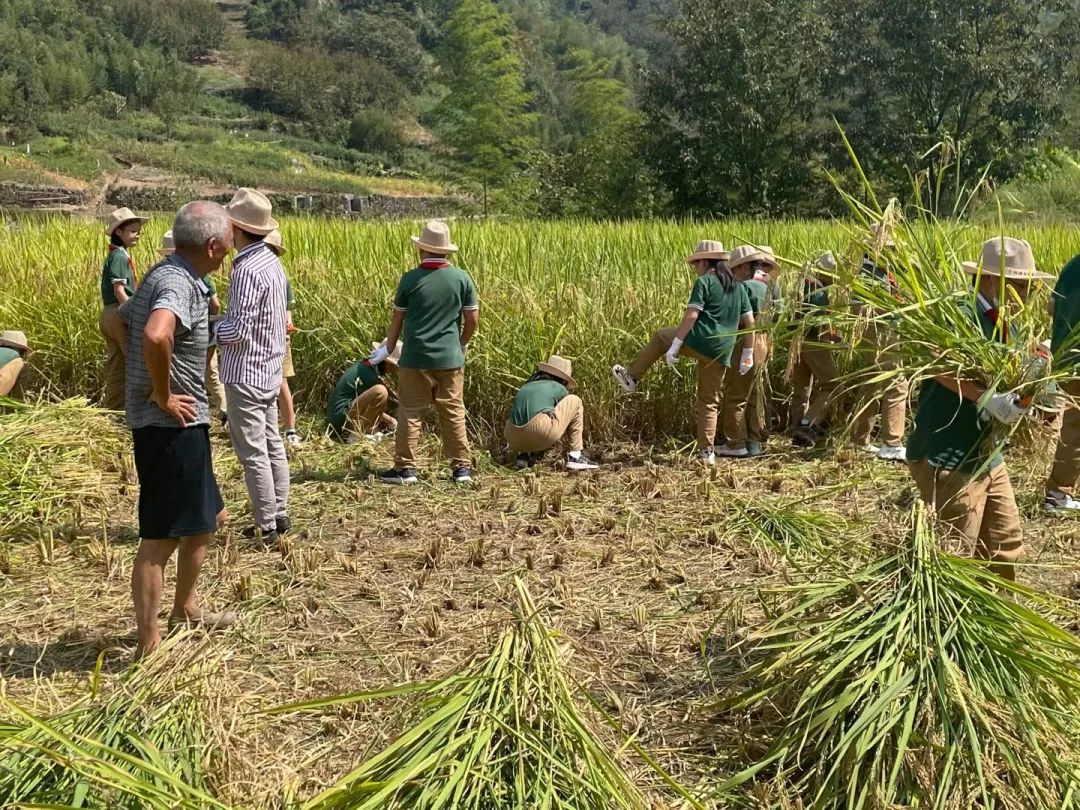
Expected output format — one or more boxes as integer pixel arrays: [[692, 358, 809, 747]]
[[715, 444, 749, 458], [1045, 491, 1080, 513], [699, 449, 715, 466], [566, 453, 599, 471], [285, 429, 303, 446], [612, 365, 637, 393], [877, 445, 907, 462], [851, 442, 879, 454], [364, 431, 391, 443]]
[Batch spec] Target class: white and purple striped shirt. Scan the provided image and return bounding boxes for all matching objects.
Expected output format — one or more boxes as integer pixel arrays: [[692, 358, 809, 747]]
[[216, 241, 288, 391]]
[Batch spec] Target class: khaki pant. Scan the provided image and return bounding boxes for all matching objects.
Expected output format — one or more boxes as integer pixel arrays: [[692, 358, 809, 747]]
[[395, 367, 471, 470], [0, 356, 25, 397], [722, 333, 769, 448], [205, 347, 227, 417], [504, 394, 584, 454], [909, 460, 1023, 581], [227, 383, 289, 531], [99, 304, 126, 410], [1047, 379, 1080, 496], [850, 307, 907, 447], [790, 341, 842, 428], [628, 326, 729, 449], [346, 384, 390, 436]]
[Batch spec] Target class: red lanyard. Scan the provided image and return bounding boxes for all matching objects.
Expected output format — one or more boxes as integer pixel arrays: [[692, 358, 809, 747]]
[[977, 294, 1007, 342], [420, 259, 451, 269]]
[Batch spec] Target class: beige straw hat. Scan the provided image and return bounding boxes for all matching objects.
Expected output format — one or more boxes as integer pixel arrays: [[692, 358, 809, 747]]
[[962, 237, 1052, 281], [816, 251, 838, 272], [264, 229, 287, 256], [537, 355, 574, 386], [729, 244, 780, 272], [225, 188, 278, 236], [371, 340, 403, 367], [411, 220, 458, 255], [158, 230, 175, 256], [0, 330, 29, 353], [685, 240, 730, 263], [104, 207, 149, 236]]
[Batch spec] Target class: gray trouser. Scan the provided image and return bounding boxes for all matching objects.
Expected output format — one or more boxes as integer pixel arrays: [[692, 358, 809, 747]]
[[226, 383, 289, 530]]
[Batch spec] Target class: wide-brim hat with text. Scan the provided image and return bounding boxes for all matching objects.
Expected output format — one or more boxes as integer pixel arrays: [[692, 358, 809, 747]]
[[226, 188, 278, 236], [729, 243, 780, 273], [371, 340, 403, 367], [0, 330, 29, 353], [264, 228, 287, 256], [159, 230, 175, 256], [537, 355, 574, 386], [685, 240, 730, 263], [411, 220, 458, 255], [961, 237, 1053, 281], [104, 207, 149, 236]]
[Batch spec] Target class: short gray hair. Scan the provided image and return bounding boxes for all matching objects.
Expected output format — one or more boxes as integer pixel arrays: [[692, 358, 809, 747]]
[[172, 201, 231, 250]]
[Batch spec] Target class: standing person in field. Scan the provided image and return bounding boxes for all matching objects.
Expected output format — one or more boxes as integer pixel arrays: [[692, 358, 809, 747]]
[[505, 355, 600, 471], [265, 230, 302, 446], [716, 244, 779, 458], [120, 201, 236, 658], [374, 220, 479, 486], [327, 340, 402, 442], [1044, 248, 1080, 512], [791, 252, 843, 442], [907, 237, 1051, 581], [612, 240, 756, 465], [99, 207, 148, 410], [216, 189, 291, 543], [0, 330, 30, 398]]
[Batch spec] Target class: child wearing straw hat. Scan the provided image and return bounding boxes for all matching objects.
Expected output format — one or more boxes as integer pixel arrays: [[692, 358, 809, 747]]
[[907, 236, 1052, 581], [612, 240, 756, 465], [328, 340, 402, 442], [373, 220, 479, 486], [791, 252, 843, 442], [717, 244, 779, 457], [505, 355, 600, 471], [0, 330, 30, 398], [1044, 249, 1080, 513], [264, 230, 302, 446], [99, 207, 149, 410]]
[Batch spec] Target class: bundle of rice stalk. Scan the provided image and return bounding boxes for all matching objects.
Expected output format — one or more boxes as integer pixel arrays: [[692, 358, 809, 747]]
[[720, 492, 850, 560], [713, 503, 1080, 808], [0, 635, 227, 809], [268, 578, 697, 809]]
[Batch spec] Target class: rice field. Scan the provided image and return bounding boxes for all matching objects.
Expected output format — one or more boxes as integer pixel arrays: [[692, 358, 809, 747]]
[[2, 214, 1080, 807]]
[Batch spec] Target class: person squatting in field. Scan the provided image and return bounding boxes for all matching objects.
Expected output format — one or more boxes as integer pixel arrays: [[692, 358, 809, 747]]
[[612, 239, 757, 466], [505, 355, 600, 472], [327, 339, 402, 443], [99, 207, 149, 411], [0, 330, 30, 398]]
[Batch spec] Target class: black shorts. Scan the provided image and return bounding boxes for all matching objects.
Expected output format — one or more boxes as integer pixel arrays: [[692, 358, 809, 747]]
[[132, 425, 223, 540]]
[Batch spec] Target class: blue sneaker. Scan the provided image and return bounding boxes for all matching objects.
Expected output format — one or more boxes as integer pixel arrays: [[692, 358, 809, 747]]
[[381, 468, 418, 486], [452, 467, 473, 484], [746, 441, 764, 457]]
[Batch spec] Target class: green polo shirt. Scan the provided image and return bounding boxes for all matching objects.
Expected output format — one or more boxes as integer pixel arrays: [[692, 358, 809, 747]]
[[328, 360, 382, 436], [204, 274, 217, 298], [682, 275, 752, 366], [509, 379, 568, 427], [100, 248, 135, 306], [906, 305, 1003, 473], [802, 283, 829, 341], [0, 347, 19, 371], [742, 279, 768, 317], [1050, 254, 1080, 367], [393, 263, 478, 370]]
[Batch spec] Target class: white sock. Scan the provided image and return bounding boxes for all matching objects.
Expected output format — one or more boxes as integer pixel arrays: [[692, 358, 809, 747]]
[[568, 450, 582, 460]]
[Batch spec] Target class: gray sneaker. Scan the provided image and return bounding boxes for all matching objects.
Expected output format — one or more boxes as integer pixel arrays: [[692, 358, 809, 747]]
[[612, 365, 637, 393]]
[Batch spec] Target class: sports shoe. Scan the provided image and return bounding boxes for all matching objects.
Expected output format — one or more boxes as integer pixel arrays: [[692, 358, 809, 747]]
[[275, 515, 292, 535], [746, 441, 764, 457], [612, 365, 637, 393], [1044, 491, 1080, 513], [240, 527, 280, 549], [381, 468, 418, 486], [285, 429, 303, 446], [877, 445, 907, 462], [452, 467, 473, 484], [793, 423, 824, 448], [850, 442, 880, 454], [715, 444, 749, 458], [515, 453, 537, 471], [364, 431, 391, 443], [566, 453, 599, 471], [699, 449, 715, 466]]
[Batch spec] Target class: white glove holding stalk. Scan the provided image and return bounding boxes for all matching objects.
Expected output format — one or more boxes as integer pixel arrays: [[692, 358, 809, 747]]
[[984, 392, 1027, 425], [665, 337, 683, 367], [738, 347, 755, 375], [367, 343, 390, 366]]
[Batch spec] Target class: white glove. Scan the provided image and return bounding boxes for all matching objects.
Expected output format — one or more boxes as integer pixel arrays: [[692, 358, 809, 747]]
[[665, 337, 683, 367], [738, 347, 755, 375], [984, 392, 1027, 425], [368, 344, 390, 365]]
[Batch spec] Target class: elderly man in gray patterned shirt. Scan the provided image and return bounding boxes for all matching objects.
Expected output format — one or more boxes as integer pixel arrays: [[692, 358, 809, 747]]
[[120, 200, 235, 659]]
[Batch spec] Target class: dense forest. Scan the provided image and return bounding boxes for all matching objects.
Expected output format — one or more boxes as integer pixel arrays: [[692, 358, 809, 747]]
[[1, 0, 1079, 217]]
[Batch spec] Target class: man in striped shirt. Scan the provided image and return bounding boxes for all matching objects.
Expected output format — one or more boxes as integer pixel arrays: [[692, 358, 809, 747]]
[[216, 188, 291, 545]]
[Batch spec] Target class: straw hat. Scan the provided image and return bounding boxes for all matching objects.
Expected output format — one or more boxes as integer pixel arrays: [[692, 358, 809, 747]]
[[411, 220, 458, 255], [685, 240, 730, 263], [729, 244, 779, 273], [226, 188, 278, 236], [816, 251, 838, 272], [264, 229, 287, 256], [158, 230, 175, 256], [371, 341, 403, 367], [104, 207, 149, 236], [537, 355, 574, 386], [0, 330, 29, 354], [962, 237, 1053, 281]]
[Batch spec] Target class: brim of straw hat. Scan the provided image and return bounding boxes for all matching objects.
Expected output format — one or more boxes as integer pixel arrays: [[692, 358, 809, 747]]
[[158, 248, 174, 257], [961, 261, 1053, 281], [0, 337, 29, 353], [537, 362, 574, 386], [105, 216, 149, 236], [228, 213, 279, 237], [410, 236, 458, 254], [729, 250, 780, 272], [685, 250, 730, 263]]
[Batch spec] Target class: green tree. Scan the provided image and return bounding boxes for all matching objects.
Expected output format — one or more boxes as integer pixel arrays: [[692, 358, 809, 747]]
[[437, 0, 537, 207]]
